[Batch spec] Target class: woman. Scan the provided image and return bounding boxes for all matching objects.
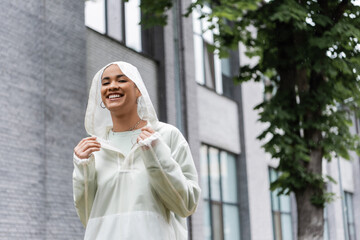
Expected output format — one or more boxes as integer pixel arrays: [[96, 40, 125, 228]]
[[72, 61, 200, 240]]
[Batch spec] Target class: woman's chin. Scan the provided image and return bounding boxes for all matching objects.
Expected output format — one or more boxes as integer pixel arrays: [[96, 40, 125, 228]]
[[107, 105, 125, 112]]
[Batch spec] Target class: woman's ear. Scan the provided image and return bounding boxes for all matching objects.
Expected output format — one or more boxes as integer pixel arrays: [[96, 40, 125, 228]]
[[135, 86, 142, 98]]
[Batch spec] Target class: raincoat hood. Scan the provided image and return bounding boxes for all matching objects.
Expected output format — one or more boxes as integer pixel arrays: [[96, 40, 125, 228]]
[[85, 61, 159, 138]]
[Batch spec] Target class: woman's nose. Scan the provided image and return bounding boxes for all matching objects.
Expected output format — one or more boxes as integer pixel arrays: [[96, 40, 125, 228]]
[[109, 81, 119, 90]]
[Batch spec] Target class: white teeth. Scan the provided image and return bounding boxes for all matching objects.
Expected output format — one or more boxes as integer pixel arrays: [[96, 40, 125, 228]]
[[109, 94, 121, 99]]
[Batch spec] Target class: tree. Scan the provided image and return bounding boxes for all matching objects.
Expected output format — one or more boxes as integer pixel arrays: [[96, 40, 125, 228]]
[[140, 0, 360, 239]]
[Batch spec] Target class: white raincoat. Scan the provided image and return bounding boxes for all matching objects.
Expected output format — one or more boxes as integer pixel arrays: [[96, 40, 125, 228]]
[[72, 61, 200, 240]]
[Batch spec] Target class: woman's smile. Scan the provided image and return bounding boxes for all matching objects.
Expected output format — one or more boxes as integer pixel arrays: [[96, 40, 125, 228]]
[[108, 93, 124, 99], [107, 93, 125, 101], [105, 92, 126, 108]]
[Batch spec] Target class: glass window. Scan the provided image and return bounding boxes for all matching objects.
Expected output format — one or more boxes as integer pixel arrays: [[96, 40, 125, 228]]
[[200, 145, 209, 199], [220, 152, 237, 203], [85, 0, 106, 34], [223, 205, 240, 240], [269, 169, 280, 212], [201, 144, 241, 240], [84, 0, 142, 52], [125, 0, 142, 52], [269, 168, 293, 240], [107, 0, 122, 41], [344, 192, 357, 240], [279, 194, 291, 212], [192, 6, 230, 95], [221, 57, 234, 98], [212, 203, 224, 240], [280, 214, 292, 240], [214, 52, 223, 94], [221, 57, 231, 77], [204, 43, 216, 89], [194, 35, 205, 84], [204, 201, 212, 240], [209, 147, 220, 201]]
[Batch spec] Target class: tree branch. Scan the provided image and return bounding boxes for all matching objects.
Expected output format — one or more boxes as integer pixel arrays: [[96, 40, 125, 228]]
[[333, 0, 350, 23], [318, 0, 328, 13]]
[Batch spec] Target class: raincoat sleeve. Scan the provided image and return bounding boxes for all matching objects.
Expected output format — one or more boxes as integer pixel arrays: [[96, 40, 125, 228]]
[[72, 153, 97, 227], [139, 128, 201, 218]]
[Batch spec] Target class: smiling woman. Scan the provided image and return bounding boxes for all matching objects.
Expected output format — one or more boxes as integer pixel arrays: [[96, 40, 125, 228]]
[[72, 61, 201, 240]]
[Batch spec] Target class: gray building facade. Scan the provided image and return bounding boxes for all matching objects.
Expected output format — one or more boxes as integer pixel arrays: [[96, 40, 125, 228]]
[[0, 0, 86, 239]]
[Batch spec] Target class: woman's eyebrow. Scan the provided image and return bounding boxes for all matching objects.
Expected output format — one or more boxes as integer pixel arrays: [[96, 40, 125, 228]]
[[101, 74, 125, 81]]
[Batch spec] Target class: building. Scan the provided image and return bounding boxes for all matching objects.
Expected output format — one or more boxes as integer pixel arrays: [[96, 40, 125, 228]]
[[0, 0, 359, 239]]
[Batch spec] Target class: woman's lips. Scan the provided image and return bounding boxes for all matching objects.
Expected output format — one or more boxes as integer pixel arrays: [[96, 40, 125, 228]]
[[107, 93, 124, 100]]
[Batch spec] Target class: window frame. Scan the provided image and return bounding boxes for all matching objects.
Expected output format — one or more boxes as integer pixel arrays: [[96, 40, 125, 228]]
[[201, 144, 241, 240], [268, 168, 294, 240], [344, 191, 357, 240], [192, 6, 234, 97], [85, 0, 143, 52]]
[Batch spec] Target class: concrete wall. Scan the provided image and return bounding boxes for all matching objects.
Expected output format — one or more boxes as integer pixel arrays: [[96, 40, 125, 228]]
[[197, 86, 241, 154], [162, 1, 204, 238], [180, 0, 203, 238], [241, 81, 274, 240], [0, 1, 86, 239]]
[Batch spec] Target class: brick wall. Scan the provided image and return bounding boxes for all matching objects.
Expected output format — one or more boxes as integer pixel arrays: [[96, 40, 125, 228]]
[[0, 1, 86, 239]]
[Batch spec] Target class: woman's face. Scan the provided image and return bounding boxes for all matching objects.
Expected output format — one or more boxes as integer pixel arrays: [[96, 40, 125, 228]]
[[100, 64, 141, 114]]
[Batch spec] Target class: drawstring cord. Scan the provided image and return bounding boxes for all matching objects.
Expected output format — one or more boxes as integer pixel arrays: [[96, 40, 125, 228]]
[[83, 165, 89, 225]]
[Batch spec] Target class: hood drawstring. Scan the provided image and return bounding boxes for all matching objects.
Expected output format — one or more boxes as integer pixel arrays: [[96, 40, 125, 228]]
[[83, 165, 89, 225]]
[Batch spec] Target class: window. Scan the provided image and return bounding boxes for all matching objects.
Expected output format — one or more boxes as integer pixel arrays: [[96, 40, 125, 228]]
[[344, 192, 357, 240], [200, 144, 241, 240], [85, 0, 142, 52], [269, 168, 294, 240], [192, 6, 232, 96]]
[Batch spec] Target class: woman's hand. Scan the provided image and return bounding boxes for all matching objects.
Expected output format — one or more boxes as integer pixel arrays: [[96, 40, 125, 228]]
[[137, 126, 155, 143], [74, 136, 101, 159]]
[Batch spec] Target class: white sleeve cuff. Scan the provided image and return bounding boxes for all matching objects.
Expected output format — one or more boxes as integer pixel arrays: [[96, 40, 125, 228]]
[[138, 132, 161, 147], [73, 153, 94, 165]]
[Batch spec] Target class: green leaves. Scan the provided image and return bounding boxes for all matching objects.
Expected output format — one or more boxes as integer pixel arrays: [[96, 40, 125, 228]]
[[139, 0, 173, 28], [139, 0, 360, 209], [269, 0, 308, 27]]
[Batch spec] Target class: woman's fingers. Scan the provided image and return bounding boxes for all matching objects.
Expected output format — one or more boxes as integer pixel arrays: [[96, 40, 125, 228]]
[[137, 128, 155, 143], [141, 130, 152, 137], [77, 138, 99, 149], [80, 142, 101, 152], [74, 137, 101, 159], [82, 147, 101, 157], [78, 136, 97, 145], [141, 126, 155, 134], [76, 141, 101, 152], [137, 132, 147, 143]]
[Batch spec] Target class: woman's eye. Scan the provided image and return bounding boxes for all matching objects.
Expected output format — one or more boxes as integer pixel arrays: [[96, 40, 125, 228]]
[[102, 82, 109, 85], [118, 80, 127, 83]]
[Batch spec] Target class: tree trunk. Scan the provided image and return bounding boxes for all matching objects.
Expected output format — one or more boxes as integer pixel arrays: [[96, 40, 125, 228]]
[[295, 187, 324, 240], [295, 139, 324, 240]]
